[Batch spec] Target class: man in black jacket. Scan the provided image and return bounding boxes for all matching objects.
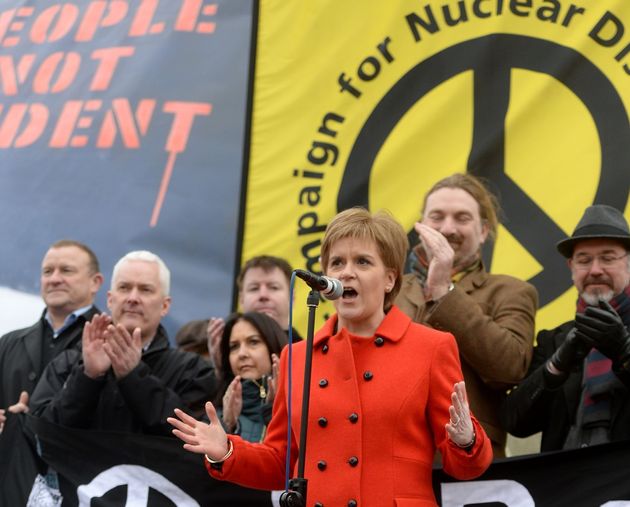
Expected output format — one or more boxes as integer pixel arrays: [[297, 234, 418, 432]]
[[31, 250, 217, 435], [0, 240, 103, 432], [502, 205, 630, 451], [205, 255, 302, 377]]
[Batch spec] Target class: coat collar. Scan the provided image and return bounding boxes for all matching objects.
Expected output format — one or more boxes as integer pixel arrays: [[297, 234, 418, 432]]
[[22, 314, 47, 371], [398, 263, 489, 313], [456, 264, 489, 291], [23, 305, 100, 370], [313, 305, 411, 347], [143, 324, 170, 356]]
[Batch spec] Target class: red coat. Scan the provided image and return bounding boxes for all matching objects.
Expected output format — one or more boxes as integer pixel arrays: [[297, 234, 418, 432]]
[[207, 306, 492, 506]]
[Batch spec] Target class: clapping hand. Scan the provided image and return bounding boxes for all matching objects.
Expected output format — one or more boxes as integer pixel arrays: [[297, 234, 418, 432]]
[[83, 313, 112, 379], [575, 300, 630, 364], [445, 381, 475, 448], [207, 317, 225, 372], [414, 223, 454, 301], [266, 353, 280, 404], [221, 376, 243, 432], [103, 324, 142, 379], [548, 328, 593, 375]]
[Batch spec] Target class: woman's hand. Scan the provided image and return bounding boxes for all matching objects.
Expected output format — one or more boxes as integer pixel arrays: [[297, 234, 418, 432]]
[[168, 402, 230, 460], [445, 381, 475, 448], [221, 376, 243, 432], [266, 354, 280, 404]]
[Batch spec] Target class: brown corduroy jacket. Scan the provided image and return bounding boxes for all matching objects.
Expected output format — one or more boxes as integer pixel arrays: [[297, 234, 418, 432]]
[[395, 266, 538, 457]]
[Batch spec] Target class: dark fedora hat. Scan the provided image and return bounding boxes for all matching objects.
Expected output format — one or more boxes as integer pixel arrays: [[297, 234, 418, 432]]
[[556, 204, 630, 258]]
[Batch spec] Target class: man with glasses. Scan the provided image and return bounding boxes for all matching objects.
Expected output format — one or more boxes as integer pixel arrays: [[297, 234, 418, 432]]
[[502, 205, 630, 451]]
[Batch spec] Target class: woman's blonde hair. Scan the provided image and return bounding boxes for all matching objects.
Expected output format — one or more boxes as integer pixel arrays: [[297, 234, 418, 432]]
[[320, 207, 408, 310]]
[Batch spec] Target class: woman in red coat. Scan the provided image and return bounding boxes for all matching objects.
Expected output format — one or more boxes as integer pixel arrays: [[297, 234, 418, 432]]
[[169, 207, 492, 506]]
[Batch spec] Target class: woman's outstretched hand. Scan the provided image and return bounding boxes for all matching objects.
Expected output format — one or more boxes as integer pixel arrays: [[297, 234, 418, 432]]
[[168, 401, 230, 461], [445, 381, 475, 448]]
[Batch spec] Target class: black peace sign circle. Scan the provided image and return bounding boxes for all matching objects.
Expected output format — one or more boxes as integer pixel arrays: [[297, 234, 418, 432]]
[[338, 34, 630, 306]]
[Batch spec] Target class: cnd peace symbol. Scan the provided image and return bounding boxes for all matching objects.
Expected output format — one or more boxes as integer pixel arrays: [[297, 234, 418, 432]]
[[77, 465, 199, 507], [338, 34, 630, 306]]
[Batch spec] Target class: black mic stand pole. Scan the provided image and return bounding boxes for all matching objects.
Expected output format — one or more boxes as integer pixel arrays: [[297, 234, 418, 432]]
[[279, 289, 320, 507]]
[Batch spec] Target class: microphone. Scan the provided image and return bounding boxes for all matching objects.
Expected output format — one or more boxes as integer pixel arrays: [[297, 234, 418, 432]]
[[294, 269, 344, 300]]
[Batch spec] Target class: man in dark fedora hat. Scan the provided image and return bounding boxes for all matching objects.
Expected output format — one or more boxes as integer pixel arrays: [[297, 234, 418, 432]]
[[502, 204, 630, 452]]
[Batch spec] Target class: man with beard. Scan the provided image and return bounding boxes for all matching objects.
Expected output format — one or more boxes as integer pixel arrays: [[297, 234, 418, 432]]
[[395, 173, 538, 457], [502, 205, 630, 451]]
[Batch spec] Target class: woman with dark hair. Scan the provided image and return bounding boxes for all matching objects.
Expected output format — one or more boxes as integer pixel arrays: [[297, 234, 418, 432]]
[[170, 208, 492, 506], [215, 311, 287, 442]]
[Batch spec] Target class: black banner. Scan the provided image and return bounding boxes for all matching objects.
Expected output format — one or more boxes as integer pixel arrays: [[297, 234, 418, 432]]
[[21, 416, 273, 507], [0, 414, 43, 506], [3, 414, 630, 506], [434, 440, 630, 506]]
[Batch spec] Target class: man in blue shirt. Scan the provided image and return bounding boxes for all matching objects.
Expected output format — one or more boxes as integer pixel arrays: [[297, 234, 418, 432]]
[[0, 240, 103, 431]]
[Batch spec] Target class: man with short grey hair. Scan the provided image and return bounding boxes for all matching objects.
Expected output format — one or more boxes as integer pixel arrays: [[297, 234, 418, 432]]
[[31, 250, 217, 434], [503, 205, 630, 451]]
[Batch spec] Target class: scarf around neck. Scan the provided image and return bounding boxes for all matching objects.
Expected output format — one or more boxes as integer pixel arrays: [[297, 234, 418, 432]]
[[564, 284, 630, 448], [408, 243, 481, 290]]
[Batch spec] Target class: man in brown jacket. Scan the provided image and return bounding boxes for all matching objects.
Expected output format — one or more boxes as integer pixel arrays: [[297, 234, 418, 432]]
[[395, 173, 538, 457]]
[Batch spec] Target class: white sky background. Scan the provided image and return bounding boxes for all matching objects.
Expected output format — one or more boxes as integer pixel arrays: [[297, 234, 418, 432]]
[[0, 286, 43, 336]]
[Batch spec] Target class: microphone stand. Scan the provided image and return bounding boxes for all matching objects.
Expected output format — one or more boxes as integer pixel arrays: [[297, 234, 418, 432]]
[[279, 289, 320, 507]]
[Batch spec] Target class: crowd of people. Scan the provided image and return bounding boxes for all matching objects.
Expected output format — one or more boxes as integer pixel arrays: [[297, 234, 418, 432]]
[[1, 173, 629, 506]]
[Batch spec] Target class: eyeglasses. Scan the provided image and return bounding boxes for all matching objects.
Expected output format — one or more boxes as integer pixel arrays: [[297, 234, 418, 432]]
[[571, 252, 629, 270]]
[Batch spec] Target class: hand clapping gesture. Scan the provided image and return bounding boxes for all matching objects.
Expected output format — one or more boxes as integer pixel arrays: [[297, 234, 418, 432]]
[[103, 323, 143, 379], [415, 223, 454, 301], [445, 381, 475, 449], [575, 300, 630, 364], [83, 313, 113, 379], [266, 353, 280, 404], [207, 317, 225, 372], [83, 313, 143, 380], [221, 376, 243, 432]]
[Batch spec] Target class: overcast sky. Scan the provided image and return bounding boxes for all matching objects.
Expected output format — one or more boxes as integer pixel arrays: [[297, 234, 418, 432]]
[[0, 287, 43, 336]]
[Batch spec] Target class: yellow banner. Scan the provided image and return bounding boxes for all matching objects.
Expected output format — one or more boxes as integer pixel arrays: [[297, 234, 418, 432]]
[[244, 0, 630, 335]]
